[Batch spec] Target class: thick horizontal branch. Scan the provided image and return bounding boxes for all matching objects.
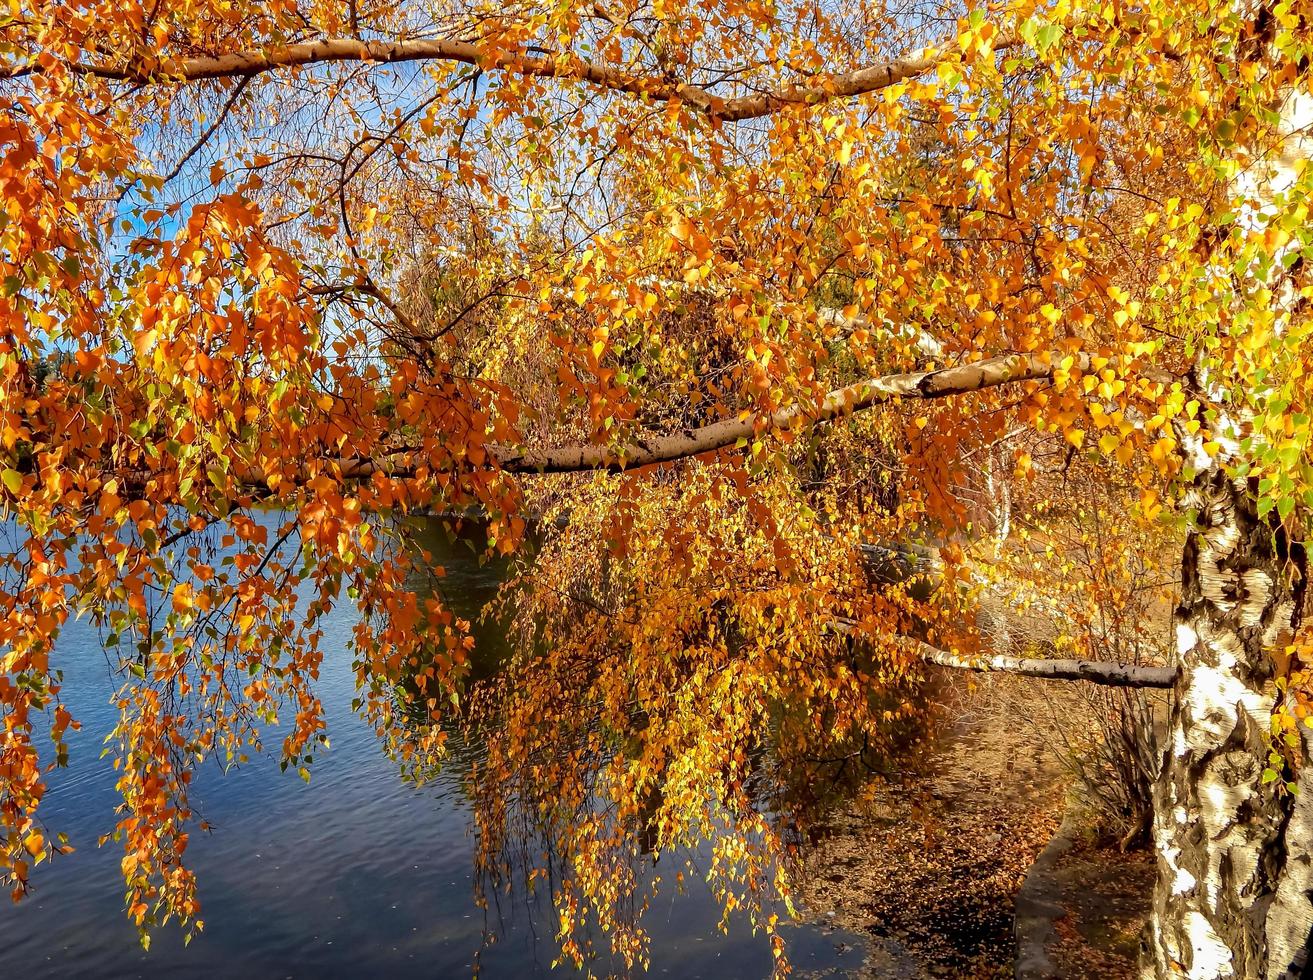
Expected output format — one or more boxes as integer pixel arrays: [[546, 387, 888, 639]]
[[109, 350, 1084, 497], [916, 642, 1176, 688], [831, 619, 1175, 689], [490, 350, 1089, 473], [3, 33, 1012, 121], [335, 350, 1087, 479]]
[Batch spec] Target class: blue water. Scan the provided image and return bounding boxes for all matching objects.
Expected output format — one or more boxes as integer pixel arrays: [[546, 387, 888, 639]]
[[0, 520, 871, 978]]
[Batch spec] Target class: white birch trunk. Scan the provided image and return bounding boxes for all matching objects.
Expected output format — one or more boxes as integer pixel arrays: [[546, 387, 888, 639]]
[[1144, 470, 1310, 979]]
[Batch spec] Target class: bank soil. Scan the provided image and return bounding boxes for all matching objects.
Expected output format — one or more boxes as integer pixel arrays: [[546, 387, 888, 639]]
[[797, 671, 1154, 978], [1046, 837, 1156, 978]]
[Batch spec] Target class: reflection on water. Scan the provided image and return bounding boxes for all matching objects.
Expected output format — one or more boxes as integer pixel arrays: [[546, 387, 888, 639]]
[[1, 515, 871, 978]]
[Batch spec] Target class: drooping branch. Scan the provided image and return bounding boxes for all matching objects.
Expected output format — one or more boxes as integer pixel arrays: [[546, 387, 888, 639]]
[[915, 642, 1176, 688], [2, 34, 1013, 121]]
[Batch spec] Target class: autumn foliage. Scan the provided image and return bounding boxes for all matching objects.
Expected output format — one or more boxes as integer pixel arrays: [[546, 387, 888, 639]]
[[1, 0, 1311, 969]]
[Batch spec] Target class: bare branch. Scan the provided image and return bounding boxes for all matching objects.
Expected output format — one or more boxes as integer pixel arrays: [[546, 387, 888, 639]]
[[154, 76, 251, 187], [915, 642, 1177, 688]]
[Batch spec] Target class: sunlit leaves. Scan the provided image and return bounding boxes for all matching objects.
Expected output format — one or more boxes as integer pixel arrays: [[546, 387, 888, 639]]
[[2, 0, 1312, 970]]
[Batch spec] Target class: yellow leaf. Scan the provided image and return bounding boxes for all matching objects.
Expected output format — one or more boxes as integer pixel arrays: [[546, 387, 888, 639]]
[[133, 328, 158, 357]]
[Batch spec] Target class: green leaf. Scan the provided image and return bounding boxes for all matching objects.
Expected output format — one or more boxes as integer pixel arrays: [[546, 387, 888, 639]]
[[1, 468, 21, 494], [1035, 24, 1063, 54], [1278, 496, 1295, 522]]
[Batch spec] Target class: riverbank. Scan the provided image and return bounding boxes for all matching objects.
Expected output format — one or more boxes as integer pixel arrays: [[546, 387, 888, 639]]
[[797, 670, 1129, 977], [1017, 824, 1156, 979]]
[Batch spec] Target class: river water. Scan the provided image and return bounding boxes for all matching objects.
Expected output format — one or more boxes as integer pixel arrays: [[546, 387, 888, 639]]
[[1, 517, 871, 978]]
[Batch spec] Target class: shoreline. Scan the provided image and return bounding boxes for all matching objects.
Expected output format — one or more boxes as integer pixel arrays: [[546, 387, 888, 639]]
[[797, 671, 1077, 977]]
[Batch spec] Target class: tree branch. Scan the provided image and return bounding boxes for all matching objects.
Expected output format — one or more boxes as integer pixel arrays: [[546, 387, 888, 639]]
[[154, 76, 251, 187], [4, 34, 1014, 121], [488, 349, 1089, 473], [332, 350, 1089, 480], [831, 617, 1174, 689], [915, 641, 1177, 688]]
